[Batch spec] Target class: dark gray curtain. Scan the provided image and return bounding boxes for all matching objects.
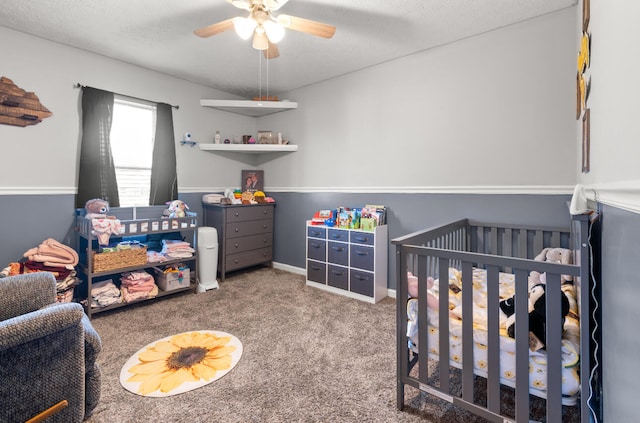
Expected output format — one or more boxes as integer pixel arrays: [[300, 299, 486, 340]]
[[149, 103, 178, 205], [76, 87, 119, 208]]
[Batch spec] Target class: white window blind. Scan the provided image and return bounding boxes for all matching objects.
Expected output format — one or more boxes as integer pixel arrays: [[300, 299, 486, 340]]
[[110, 97, 156, 207]]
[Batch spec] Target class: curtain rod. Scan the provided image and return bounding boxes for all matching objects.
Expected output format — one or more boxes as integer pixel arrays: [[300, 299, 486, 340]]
[[74, 83, 179, 109]]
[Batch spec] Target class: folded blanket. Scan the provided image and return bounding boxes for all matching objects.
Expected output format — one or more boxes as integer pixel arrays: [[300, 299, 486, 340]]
[[23, 238, 79, 267]]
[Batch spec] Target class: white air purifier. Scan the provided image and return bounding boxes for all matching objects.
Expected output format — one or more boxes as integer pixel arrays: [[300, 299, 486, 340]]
[[197, 226, 219, 293]]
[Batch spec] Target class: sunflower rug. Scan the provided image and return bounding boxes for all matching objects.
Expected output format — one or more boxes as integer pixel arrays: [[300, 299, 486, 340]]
[[119, 330, 243, 397]]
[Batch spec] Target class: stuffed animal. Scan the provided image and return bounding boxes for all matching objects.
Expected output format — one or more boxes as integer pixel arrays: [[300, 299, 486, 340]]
[[84, 198, 113, 219], [500, 283, 570, 351], [166, 200, 189, 218], [534, 247, 573, 283]]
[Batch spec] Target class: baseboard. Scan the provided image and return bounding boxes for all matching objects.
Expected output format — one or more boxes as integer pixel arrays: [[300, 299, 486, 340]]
[[272, 262, 305, 276], [272, 261, 397, 299]]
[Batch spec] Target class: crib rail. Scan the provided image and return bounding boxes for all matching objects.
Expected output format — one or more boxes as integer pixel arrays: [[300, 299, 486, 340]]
[[392, 218, 589, 423]]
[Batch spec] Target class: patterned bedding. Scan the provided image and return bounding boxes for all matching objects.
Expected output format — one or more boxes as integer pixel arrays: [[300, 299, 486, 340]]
[[406, 267, 581, 403]]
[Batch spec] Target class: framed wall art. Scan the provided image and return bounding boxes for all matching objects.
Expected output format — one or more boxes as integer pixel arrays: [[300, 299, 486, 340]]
[[582, 108, 590, 173], [583, 0, 590, 31], [241, 170, 264, 192]]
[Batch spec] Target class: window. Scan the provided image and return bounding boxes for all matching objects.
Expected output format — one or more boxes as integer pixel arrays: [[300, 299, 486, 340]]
[[110, 97, 156, 207]]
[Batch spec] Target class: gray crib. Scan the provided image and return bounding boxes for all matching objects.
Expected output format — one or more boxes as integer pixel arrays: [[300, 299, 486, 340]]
[[392, 215, 591, 423]]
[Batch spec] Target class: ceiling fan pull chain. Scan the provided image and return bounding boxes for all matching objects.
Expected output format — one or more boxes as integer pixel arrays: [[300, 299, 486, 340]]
[[258, 49, 262, 99]]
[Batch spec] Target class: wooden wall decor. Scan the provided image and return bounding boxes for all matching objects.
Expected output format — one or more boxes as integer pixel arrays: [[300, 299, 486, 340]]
[[0, 76, 52, 127], [577, 0, 591, 173]]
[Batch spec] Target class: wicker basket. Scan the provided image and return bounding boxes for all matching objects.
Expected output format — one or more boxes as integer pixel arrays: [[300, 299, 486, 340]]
[[92, 247, 148, 273]]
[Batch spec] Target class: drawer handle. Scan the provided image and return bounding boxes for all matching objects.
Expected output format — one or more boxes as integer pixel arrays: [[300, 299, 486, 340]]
[[234, 259, 239, 264], [331, 270, 344, 276], [235, 212, 240, 217], [234, 243, 239, 248], [235, 228, 239, 232], [354, 274, 368, 281], [311, 243, 322, 249], [311, 231, 322, 236], [354, 237, 369, 243], [355, 250, 369, 256], [263, 210, 268, 214], [263, 239, 267, 243], [331, 246, 344, 252], [263, 224, 268, 229], [310, 265, 322, 271]]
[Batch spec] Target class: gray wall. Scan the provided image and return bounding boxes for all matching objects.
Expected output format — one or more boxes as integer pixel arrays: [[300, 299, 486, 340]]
[[599, 205, 640, 422], [269, 192, 572, 289], [0, 192, 569, 290]]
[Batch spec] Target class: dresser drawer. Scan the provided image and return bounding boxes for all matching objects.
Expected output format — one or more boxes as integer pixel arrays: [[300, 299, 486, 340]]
[[307, 226, 326, 239], [307, 260, 326, 284], [327, 241, 348, 266], [350, 244, 374, 271], [350, 269, 374, 297], [226, 233, 272, 254], [328, 228, 349, 242], [226, 219, 273, 239], [350, 231, 375, 246], [225, 205, 274, 223], [307, 238, 326, 261], [327, 265, 348, 290], [225, 247, 272, 271]]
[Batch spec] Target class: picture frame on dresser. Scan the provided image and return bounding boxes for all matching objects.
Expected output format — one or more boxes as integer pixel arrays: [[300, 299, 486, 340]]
[[241, 170, 264, 193]]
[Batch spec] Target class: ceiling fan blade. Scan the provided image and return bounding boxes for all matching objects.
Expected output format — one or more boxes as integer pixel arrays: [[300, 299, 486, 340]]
[[265, 0, 289, 11], [277, 14, 336, 39], [194, 18, 235, 38], [264, 41, 280, 59], [226, 0, 251, 11]]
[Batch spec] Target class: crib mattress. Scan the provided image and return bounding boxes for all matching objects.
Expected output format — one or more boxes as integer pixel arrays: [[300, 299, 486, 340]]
[[406, 267, 581, 404]]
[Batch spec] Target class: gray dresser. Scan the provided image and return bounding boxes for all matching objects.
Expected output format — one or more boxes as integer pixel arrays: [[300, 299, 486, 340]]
[[202, 203, 274, 281], [306, 221, 387, 303]]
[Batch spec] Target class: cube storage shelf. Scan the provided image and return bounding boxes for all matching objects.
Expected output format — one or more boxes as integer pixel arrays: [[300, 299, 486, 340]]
[[75, 206, 198, 318], [306, 222, 388, 303]]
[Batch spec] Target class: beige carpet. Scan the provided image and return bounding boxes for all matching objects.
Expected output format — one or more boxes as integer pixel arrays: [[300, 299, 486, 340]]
[[85, 267, 578, 422]]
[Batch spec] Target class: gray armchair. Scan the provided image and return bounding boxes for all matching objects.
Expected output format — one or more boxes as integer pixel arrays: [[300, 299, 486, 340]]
[[0, 272, 101, 422]]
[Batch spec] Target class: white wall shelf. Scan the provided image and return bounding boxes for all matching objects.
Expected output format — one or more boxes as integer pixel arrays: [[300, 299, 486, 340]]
[[198, 143, 298, 165], [200, 99, 298, 117], [199, 144, 298, 153]]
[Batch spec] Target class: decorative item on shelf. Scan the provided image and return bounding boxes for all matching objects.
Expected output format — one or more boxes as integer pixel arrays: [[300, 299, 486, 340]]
[[258, 130, 273, 144], [180, 132, 197, 147], [164, 200, 189, 218], [242, 135, 252, 144], [253, 95, 278, 101], [224, 138, 231, 144], [214, 131, 221, 144], [248, 136, 256, 144], [0, 76, 52, 127], [92, 243, 148, 273]]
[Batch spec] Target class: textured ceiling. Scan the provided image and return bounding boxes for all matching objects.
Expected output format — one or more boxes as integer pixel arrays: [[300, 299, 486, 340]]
[[0, 0, 576, 99]]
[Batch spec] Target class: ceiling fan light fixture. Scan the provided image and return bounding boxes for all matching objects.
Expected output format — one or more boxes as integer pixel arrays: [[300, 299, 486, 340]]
[[233, 16, 257, 40], [263, 20, 285, 43], [252, 28, 269, 50]]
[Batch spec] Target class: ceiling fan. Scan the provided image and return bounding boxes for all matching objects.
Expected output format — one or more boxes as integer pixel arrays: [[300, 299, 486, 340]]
[[194, 0, 336, 59]]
